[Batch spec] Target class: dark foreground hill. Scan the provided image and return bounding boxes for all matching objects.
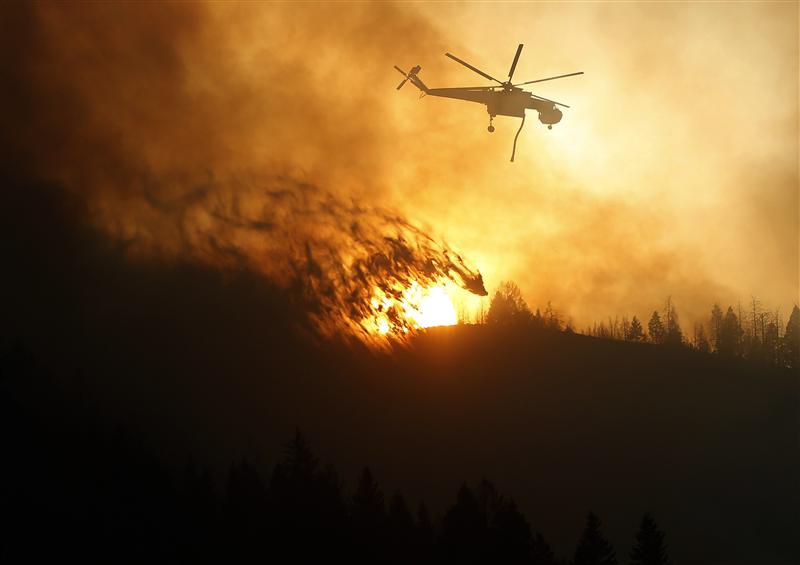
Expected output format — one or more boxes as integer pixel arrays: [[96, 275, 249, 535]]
[[2, 320, 797, 564], [1, 180, 798, 564]]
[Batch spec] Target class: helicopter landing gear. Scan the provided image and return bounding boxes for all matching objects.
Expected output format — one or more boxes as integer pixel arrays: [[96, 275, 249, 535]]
[[487, 116, 495, 133], [548, 124, 552, 130]]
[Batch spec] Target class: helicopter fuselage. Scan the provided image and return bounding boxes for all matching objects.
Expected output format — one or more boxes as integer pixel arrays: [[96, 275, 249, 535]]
[[394, 48, 581, 160], [413, 83, 562, 126]]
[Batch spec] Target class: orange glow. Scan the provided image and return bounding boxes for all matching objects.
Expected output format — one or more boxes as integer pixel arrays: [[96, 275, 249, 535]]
[[414, 286, 458, 328], [363, 282, 458, 339]]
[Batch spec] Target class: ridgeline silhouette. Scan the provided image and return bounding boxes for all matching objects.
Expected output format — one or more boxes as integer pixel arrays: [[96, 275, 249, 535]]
[[1, 182, 797, 564], [0, 356, 658, 565]]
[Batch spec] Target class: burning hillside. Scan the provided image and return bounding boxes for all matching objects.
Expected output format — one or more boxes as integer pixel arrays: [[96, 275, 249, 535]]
[[109, 174, 486, 346]]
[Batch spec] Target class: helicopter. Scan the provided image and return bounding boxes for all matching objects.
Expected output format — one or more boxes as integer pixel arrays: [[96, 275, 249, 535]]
[[394, 44, 583, 161]]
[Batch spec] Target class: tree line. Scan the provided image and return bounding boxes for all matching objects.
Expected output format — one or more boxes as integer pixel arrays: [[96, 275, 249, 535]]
[[481, 282, 800, 369], [585, 297, 799, 369], [1, 343, 669, 564], [477, 281, 570, 332], [183, 430, 671, 565]]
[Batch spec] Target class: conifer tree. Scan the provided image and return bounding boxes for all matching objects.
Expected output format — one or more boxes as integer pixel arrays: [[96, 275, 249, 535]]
[[270, 429, 321, 522], [269, 431, 347, 561], [490, 498, 533, 563], [783, 305, 800, 368], [544, 301, 562, 330], [351, 467, 387, 562], [629, 513, 670, 565], [487, 281, 532, 325], [226, 458, 267, 560], [648, 311, 665, 344], [720, 306, 743, 356], [388, 491, 414, 531], [574, 512, 618, 565], [352, 466, 386, 525], [662, 297, 683, 346], [694, 323, 710, 353], [533, 308, 544, 328], [628, 316, 644, 342], [763, 318, 779, 364], [416, 502, 436, 561], [281, 428, 318, 482], [441, 484, 487, 564], [709, 303, 724, 352], [387, 492, 415, 565], [531, 532, 558, 565]]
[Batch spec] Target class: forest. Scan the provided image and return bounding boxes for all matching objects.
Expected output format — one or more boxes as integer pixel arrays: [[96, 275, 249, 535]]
[[1, 181, 797, 564], [0, 344, 665, 565], [484, 281, 799, 369]]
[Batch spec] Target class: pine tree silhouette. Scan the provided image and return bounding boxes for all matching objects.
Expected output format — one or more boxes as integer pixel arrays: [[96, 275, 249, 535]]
[[694, 323, 710, 353], [720, 306, 743, 356], [628, 316, 644, 342], [441, 484, 488, 564], [280, 428, 319, 482], [387, 491, 415, 565], [180, 459, 219, 563], [487, 281, 532, 325], [663, 297, 683, 346], [647, 312, 665, 344], [531, 532, 558, 565], [269, 430, 347, 562], [416, 502, 436, 563], [352, 466, 386, 523], [490, 497, 534, 564], [710, 303, 724, 352], [574, 511, 618, 565], [351, 466, 387, 563], [629, 513, 670, 565], [783, 305, 800, 368], [225, 457, 267, 562]]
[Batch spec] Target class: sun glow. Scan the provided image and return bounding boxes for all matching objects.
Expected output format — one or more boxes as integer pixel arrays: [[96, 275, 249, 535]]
[[363, 282, 458, 338], [409, 285, 458, 328]]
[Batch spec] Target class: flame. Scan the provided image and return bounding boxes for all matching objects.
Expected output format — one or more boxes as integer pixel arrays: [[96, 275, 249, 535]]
[[408, 285, 458, 328], [362, 281, 458, 338], [112, 174, 487, 347]]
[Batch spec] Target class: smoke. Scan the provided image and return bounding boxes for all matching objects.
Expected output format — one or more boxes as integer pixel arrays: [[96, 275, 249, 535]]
[[405, 2, 798, 327], [0, 2, 486, 344], [128, 172, 487, 344], [1, 1, 796, 341]]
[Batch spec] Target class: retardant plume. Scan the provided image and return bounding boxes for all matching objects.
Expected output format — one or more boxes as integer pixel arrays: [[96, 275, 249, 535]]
[[1, 1, 795, 337], [127, 173, 487, 344], [0, 2, 485, 345]]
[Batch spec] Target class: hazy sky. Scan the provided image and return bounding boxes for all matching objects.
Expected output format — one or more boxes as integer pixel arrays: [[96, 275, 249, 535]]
[[7, 1, 798, 333], [395, 2, 799, 327]]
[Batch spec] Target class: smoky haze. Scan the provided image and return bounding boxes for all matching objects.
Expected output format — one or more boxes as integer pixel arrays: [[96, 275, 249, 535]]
[[1, 2, 797, 331], [407, 2, 799, 325], [1, 2, 487, 341]]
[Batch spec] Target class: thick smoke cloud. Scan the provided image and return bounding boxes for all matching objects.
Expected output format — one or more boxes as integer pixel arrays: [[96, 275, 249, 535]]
[[129, 172, 487, 344], [1, 2, 485, 343], [1, 1, 796, 336], [406, 2, 798, 326]]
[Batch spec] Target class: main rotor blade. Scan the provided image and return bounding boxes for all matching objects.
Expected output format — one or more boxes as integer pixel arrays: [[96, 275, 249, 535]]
[[531, 93, 570, 108], [507, 44, 523, 81], [427, 86, 504, 93], [445, 52, 502, 84], [515, 71, 584, 86], [394, 65, 408, 77]]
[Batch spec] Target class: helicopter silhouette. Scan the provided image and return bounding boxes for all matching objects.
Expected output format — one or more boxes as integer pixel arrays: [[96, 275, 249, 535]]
[[395, 44, 582, 161]]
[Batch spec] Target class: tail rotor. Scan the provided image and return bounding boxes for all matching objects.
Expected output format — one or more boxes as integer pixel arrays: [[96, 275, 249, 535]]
[[394, 65, 424, 91], [394, 65, 411, 90]]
